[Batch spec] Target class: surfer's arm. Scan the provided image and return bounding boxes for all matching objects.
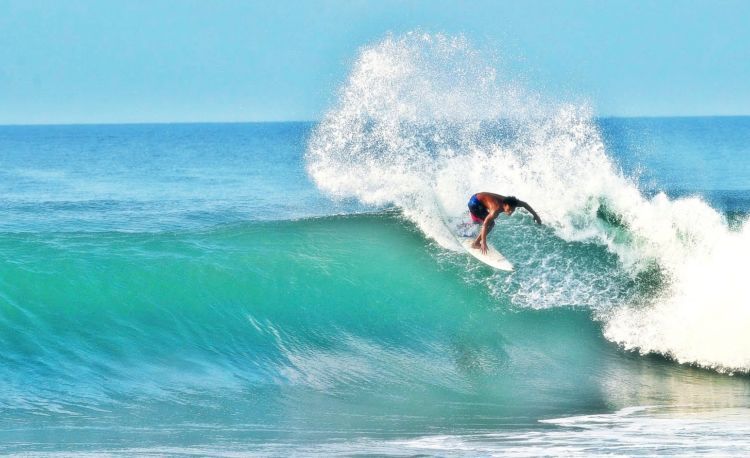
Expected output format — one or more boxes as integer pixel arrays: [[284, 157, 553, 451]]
[[519, 201, 542, 224]]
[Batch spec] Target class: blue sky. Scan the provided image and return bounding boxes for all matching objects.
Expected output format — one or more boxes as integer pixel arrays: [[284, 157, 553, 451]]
[[1, 0, 749, 124]]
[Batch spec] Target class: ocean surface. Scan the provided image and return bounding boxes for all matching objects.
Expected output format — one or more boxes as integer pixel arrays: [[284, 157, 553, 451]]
[[2, 36, 750, 456]]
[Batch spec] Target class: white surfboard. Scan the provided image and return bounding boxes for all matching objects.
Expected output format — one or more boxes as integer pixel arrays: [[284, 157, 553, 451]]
[[460, 237, 514, 271]]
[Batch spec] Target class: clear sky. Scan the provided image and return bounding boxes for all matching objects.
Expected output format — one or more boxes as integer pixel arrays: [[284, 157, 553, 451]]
[[1, 0, 749, 124]]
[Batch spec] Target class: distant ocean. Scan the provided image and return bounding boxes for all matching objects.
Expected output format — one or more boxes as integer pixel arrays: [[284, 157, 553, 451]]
[[1, 34, 749, 456]]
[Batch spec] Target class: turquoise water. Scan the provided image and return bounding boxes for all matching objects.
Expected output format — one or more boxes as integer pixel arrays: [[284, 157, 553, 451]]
[[1, 118, 749, 455], [2, 35, 750, 455]]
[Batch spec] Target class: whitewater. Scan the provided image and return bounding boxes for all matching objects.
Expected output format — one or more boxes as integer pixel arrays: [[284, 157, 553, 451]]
[[307, 32, 750, 373]]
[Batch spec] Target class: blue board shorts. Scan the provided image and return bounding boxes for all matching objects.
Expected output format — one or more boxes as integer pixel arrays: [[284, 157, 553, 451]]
[[468, 194, 488, 223]]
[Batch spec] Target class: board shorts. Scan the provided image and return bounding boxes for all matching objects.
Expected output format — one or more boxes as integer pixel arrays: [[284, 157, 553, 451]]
[[468, 194, 489, 223]]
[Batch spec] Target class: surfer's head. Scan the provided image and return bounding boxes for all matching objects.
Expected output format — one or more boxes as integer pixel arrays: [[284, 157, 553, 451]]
[[503, 196, 519, 215]]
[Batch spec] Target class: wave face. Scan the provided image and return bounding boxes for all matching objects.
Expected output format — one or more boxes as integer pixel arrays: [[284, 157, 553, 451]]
[[306, 33, 750, 373], [2, 215, 749, 453], [0, 216, 611, 449]]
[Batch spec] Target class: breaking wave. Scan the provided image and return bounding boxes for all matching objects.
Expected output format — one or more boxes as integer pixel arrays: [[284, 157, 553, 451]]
[[306, 32, 750, 372]]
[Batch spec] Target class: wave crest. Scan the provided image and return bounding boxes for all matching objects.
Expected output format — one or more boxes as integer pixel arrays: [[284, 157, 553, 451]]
[[306, 32, 750, 373]]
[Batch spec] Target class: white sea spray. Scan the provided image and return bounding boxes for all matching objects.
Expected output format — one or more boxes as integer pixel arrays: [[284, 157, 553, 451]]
[[306, 32, 750, 373]]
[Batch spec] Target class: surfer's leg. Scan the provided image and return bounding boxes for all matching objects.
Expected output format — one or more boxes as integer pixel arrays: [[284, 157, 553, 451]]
[[469, 212, 483, 247], [471, 215, 483, 247]]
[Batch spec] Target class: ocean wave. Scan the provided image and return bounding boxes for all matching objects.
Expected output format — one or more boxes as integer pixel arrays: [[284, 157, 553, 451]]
[[306, 32, 750, 372]]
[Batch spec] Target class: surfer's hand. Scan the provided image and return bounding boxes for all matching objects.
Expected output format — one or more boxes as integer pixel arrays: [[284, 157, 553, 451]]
[[534, 215, 542, 225], [480, 240, 488, 254]]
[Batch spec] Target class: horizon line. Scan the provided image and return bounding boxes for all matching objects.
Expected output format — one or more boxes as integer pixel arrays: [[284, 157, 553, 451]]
[[2, 114, 750, 128]]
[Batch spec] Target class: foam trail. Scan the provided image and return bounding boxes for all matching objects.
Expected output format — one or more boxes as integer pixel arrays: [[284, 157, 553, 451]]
[[306, 32, 750, 372]]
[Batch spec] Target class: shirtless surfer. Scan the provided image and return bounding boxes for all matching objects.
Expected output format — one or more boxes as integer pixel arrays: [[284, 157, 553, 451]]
[[468, 193, 541, 254]]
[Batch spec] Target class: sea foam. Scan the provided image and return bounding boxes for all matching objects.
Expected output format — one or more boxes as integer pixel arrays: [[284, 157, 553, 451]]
[[306, 32, 750, 372]]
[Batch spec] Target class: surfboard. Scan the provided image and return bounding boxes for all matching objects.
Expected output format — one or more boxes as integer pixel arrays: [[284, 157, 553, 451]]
[[435, 207, 513, 272], [460, 237, 514, 271]]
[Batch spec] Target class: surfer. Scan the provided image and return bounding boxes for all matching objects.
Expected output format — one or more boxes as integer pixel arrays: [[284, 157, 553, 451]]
[[468, 193, 541, 254]]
